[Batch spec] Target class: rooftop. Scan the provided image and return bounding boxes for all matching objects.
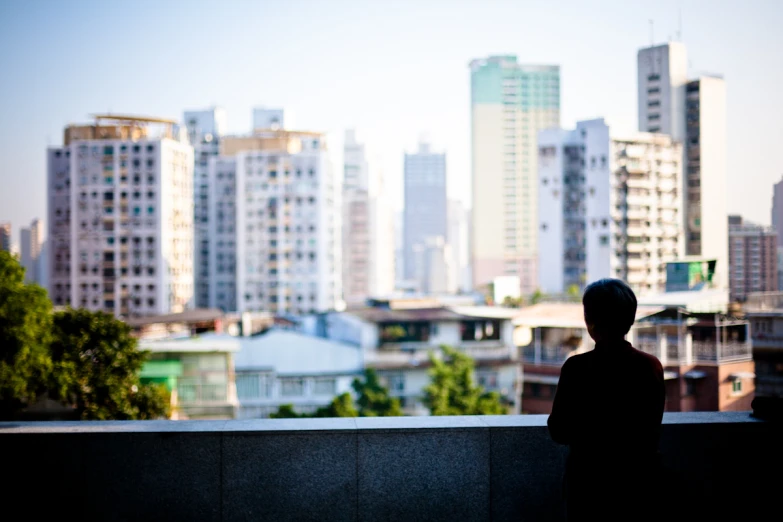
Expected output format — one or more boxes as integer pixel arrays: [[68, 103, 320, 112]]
[[512, 303, 663, 328]]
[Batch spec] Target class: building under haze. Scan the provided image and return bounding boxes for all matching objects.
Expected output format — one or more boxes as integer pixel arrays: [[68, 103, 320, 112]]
[[638, 42, 728, 290], [728, 215, 778, 301], [470, 56, 560, 295], [20, 218, 43, 284], [403, 141, 447, 291], [447, 199, 471, 293], [206, 125, 340, 314], [47, 115, 194, 316], [771, 176, 783, 244], [342, 130, 395, 305], [0, 222, 10, 253], [184, 107, 227, 308], [538, 119, 683, 296]]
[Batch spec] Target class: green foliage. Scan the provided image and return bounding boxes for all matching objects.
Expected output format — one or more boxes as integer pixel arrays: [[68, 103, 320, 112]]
[[380, 325, 407, 341], [269, 404, 302, 418], [566, 284, 581, 301], [313, 393, 358, 418], [49, 308, 169, 420], [530, 289, 545, 305], [352, 368, 403, 417], [0, 251, 53, 417], [423, 346, 506, 416], [501, 295, 524, 308]]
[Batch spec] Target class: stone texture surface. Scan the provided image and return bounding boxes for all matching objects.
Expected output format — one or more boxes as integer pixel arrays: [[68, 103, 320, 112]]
[[358, 427, 490, 522], [490, 425, 567, 522], [222, 432, 357, 521], [82, 432, 222, 521]]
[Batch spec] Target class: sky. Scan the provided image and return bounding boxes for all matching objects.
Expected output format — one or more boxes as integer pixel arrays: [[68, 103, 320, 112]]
[[1, 0, 782, 243]]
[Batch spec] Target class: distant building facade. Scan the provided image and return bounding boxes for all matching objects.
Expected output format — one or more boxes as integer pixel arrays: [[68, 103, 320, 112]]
[[728, 215, 778, 301], [184, 107, 227, 308], [0, 222, 10, 252], [403, 141, 447, 290], [745, 292, 783, 418], [638, 42, 728, 289], [538, 118, 683, 296], [470, 56, 560, 294], [207, 125, 340, 315], [47, 115, 194, 316], [20, 218, 43, 284]]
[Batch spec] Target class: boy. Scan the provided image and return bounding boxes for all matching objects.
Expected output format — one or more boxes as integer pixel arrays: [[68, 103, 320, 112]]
[[548, 278, 665, 521]]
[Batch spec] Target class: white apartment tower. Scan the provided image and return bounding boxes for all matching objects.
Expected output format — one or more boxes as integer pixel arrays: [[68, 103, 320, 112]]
[[342, 130, 394, 305], [638, 42, 727, 289], [20, 218, 44, 284], [184, 107, 227, 308], [470, 56, 560, 294], [538, 119, 683, 296], [207, 126, 340, 314], [47, 115, 194, 316]]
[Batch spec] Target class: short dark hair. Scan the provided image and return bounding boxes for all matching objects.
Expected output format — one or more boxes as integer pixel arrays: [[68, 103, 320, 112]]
[[582, 278, 637, 338]]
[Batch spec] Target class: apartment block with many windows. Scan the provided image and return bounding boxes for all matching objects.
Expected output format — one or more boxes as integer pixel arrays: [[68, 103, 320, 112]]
[[538, 118, 683, 296], [47, 115, 194, 316], [207, 129, 340, 314], [728, 215, 778, 301]]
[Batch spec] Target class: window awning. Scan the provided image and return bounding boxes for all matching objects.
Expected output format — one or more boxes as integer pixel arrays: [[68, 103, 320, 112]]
[[684, 370, 707, 379], [729, 372, 755, 380], [524, 374, 560, 385]]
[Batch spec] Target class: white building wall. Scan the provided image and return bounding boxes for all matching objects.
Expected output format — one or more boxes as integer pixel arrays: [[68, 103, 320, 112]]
[[537, 128, 571, 293], [584, 120, 614, 285], [694, 76, 728, 290], [637, 42, 687, 140]]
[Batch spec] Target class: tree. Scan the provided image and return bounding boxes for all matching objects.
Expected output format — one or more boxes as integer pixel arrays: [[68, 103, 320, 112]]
[[352, 368, 403, 417], [566, 284, 581, 302], [501, 296, 524, 308], [0, 251, 53, 418], [423, 346, 506, 416], [269, 404, 303, 419], [49, 308, 170, 420], [530, 289, 545, 305], [312, 393, 359, 418]]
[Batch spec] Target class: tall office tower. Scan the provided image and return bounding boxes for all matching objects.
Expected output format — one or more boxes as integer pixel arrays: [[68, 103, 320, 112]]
[[47, 115, 194, 315], [208, 128, 339, 314], [403, 141, 447, 290], [184, 107, 228, 308], [728, 216, 778, 301], [342, 130, 395, 304], [448, 199, 471, 293], [638, 43, 728, 289], [0, 222, 10, 252], [538, 119, 683, 296], [470, 56, 560, 294], [20, 218, 43, 283]]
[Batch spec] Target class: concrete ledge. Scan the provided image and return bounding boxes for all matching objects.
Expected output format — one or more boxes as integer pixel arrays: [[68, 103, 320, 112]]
[[1, 412, 780, 521]]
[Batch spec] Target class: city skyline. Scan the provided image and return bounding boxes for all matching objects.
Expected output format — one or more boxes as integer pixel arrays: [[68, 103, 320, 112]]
[[1, 1, 782, 242]]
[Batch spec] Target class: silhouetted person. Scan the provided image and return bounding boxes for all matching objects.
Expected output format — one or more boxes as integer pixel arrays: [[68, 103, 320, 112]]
[[548, 278, 665, 521]]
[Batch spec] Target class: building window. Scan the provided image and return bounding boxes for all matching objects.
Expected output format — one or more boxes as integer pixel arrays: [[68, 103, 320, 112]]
[[386, 373, 405, 392], [281, 378, 305, 397], [732, 379, 743, 394], [313, 378, 337, 396]]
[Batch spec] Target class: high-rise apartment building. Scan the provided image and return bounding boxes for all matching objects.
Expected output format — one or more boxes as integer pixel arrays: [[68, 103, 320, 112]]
[[403, 141, 447, 289], [47, 115, 194, 316], [538, 119, 683, 296], [0, 222, 10, 252], [470, 56, 560, 294], [20, 218, 43, 284], [184, 107, 227, 308], [342, 130, 394, 305], [207, 128, 340, 314], [728, 215, 778, 301], [638, 43, 728, 289]]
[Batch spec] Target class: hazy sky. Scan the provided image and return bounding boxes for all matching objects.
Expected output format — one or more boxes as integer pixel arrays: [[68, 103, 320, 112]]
[[1, 0, 782, 243]]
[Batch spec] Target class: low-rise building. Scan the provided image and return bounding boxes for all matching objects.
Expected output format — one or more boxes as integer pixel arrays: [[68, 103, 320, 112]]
[[514, 302, 753, 413], [234, 329, 362, 418], [323, 299, 522, 415], [138, 334, 239, 419], [745, 291, 783, 418]]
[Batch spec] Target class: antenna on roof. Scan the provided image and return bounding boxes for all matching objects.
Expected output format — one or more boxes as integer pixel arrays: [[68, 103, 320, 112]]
[[677, 8, 683, 41], [649, 20, 654, 46]]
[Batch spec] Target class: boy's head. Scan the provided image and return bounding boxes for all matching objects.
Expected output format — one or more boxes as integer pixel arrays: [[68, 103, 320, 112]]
[[582, 278, 637, 342]]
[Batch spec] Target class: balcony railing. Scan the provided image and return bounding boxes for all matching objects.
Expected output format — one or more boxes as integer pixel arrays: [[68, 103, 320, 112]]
[[1, 412, 775, 521]]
